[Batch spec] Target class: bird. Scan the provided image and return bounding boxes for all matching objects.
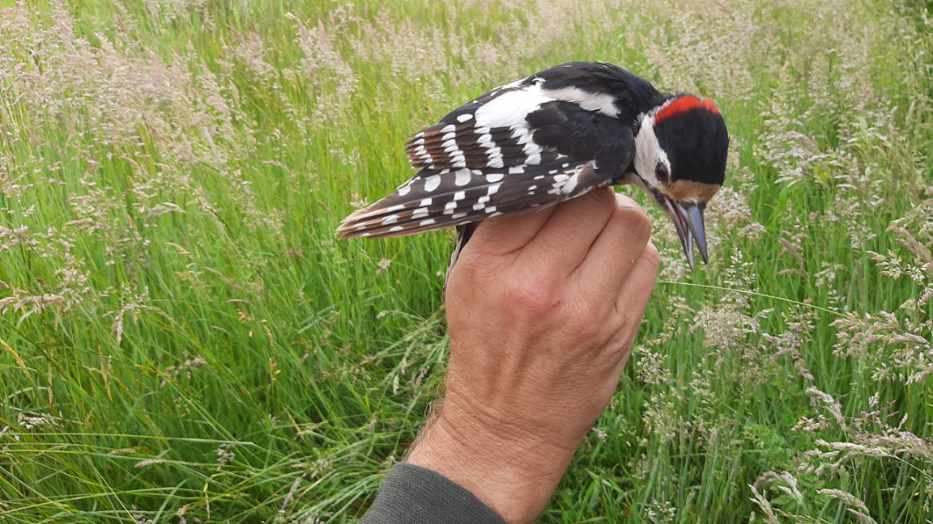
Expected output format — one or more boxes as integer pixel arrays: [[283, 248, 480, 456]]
[[337, 61, 729, 270]]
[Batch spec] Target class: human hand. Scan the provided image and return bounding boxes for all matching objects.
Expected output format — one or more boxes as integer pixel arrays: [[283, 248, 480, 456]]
[[406, 188, 659, 523]]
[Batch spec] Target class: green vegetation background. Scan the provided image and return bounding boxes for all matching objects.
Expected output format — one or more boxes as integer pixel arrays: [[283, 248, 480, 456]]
[[0, 0, 930, 522]]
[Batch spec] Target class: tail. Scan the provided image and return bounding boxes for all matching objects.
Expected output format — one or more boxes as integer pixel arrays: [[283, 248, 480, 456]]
[[337, 161, 591, 240]]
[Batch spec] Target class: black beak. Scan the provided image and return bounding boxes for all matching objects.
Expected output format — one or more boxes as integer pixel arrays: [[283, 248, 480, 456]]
[[683, 203, 709, 265], [649, 191, 709, 269]]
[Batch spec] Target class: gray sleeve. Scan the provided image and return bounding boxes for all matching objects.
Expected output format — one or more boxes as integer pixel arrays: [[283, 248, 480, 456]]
[[362, 463, 506, 524]]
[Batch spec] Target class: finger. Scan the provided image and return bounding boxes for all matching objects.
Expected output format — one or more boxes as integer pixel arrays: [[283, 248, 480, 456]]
[[465, 206, 556, 257], [605, 241, 659, 376], [520, 188, 616, 275], [572, 194, 653, 299], [614, 240, 659, 333]]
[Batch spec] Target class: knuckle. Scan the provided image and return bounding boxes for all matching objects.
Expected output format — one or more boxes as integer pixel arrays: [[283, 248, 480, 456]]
[[614, 307, 644, 345], [602, 333, 636, 366], [565, 302, 609, 341], [618, 309, 638, 334], [447, 252, 515, 304], [452, 251, 485, 279], [452, 249, 505, 284], [616, 205, 652, 242], [642, 243, 661, 268], [591, 187, 616, 209], [504, 280, 558, 315], [575, 188, 616, 218], [576, 322, 605, 344]]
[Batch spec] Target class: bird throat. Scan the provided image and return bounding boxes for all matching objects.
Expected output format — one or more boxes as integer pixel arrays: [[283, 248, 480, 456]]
[[665, 180, 720, 203]]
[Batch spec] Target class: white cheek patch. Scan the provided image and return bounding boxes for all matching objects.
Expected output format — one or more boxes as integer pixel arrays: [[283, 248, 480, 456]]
[[634, 114, 670, 190]]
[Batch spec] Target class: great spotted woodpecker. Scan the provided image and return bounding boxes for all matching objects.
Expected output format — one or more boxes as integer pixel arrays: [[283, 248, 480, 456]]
[[338, 61, 729, 269]]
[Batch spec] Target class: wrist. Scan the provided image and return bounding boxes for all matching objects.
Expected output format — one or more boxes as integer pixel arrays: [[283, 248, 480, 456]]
[[406, 395, 575, 523]]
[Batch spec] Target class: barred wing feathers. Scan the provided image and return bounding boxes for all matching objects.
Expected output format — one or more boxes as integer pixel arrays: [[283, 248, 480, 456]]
[[337, 73, 635, 239], [338, 162, 605, 238]]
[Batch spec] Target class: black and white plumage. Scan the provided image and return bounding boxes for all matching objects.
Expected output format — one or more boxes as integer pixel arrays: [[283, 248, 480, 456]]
[[338, 62, 729, 269]]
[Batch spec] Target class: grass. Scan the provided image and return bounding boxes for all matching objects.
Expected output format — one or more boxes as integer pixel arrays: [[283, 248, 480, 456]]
[[0, 0, 930, 522]]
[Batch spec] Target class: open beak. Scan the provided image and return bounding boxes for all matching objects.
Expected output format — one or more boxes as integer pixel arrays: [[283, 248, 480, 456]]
[[648, 190, 709, 269]]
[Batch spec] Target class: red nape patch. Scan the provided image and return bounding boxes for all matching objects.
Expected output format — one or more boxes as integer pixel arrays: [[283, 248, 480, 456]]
[[655, 95, 720, 123]]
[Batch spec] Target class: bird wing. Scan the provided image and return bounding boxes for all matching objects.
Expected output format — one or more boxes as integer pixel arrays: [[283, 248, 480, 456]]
[[337, 75, 634, 239]]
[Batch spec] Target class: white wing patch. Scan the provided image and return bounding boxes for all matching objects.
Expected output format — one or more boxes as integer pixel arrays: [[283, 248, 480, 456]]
[[473, 83, 553, 129], [542, 86, 620, 118]]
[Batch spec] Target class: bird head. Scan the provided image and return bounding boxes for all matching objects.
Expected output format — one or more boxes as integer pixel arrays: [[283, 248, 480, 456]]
[[632, 94, 729, 269]]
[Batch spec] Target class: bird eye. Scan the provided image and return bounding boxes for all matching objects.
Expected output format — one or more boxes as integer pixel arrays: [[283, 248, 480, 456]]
[[655, 163, 669, 184]]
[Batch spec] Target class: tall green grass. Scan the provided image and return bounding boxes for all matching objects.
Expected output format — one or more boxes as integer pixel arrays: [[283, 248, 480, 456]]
[[0, 0, 930, 522]]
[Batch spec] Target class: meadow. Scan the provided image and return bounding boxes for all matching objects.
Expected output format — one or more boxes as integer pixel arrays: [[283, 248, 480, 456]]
[[0, 0, 930, 522]]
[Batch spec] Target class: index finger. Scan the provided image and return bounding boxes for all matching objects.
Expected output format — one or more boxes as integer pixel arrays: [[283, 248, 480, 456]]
[[465, 206, 556, 257], [518, 188, 617, 276], [572, 194, 653, 299]]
